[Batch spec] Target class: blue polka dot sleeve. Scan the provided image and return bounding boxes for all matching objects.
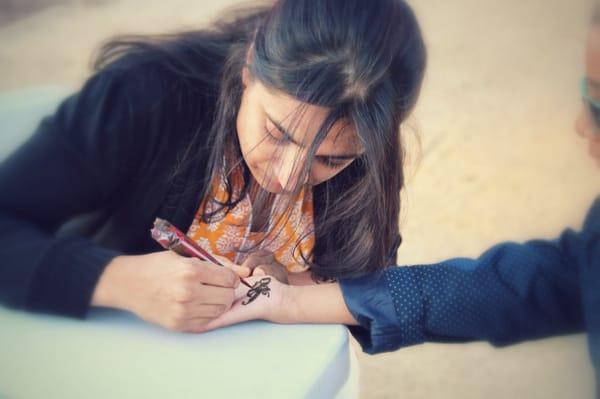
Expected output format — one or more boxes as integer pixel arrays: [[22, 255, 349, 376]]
[[339, 199, 600, 355]]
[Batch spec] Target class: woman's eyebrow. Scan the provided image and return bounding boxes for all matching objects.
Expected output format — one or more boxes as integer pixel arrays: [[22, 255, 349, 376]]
[[265, 113, 362, 159]]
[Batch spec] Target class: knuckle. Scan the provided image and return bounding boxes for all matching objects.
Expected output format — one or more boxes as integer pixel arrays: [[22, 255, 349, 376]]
[[261, 264, 273, 271], [173, 286, 194, 303], [187, 257, 205, 268], [209, 305, 226, 317], [241, 258, 255, 269], [222, 269, 237, 286], [179, 265, 198, 281], [224, 290, 235, 305], [248, 252, 262, 259], [171, 303, 187, 319], [196, 264, 219, 281]]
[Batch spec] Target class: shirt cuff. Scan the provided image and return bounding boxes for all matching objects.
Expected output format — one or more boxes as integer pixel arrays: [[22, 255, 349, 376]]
[[25, 235, 121, 319], [339, 267, 425, 354]]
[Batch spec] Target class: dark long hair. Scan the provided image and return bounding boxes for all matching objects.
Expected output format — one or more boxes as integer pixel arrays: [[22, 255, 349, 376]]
[[93, 0, 426, 279]]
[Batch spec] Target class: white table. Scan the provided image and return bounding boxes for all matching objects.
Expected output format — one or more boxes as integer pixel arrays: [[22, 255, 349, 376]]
[[0, 306, 357, 398]]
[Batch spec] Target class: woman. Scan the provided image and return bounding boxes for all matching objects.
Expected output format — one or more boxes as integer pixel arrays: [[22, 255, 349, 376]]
[[206, 5, 600, 387], [0, 0, 425, 332]]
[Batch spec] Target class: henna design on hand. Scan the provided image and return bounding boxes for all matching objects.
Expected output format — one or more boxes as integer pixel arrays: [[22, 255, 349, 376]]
[[242, 277, 272, 305]]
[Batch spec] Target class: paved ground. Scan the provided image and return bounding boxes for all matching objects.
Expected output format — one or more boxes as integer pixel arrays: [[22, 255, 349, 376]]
[[1, 0, 598, 397]]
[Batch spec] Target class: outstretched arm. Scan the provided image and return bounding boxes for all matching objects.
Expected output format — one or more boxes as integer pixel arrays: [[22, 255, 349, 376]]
[[204, 200, 600, 356]]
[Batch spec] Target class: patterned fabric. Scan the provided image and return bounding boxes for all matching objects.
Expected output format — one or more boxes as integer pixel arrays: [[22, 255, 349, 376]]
[[187, 169, 315, 272]]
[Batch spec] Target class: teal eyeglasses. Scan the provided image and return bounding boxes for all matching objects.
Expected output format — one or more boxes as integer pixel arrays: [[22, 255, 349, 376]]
[[581, 77, 600, 128]]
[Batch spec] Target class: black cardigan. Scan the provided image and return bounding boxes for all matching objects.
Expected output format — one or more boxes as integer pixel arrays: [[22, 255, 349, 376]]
[[0, 60, 222, 318], [0, 58, 400, 320]]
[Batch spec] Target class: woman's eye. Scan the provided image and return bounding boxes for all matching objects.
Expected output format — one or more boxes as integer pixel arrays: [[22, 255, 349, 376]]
[[318, 158, 347, 169], [264, 127, 288, 145]]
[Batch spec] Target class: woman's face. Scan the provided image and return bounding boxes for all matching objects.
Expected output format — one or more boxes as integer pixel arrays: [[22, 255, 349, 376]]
[[576, 24, 600, 142], [236, 68, 365, 194]]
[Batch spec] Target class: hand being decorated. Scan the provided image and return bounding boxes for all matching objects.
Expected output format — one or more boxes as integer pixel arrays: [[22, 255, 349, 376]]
[[198, 274, 294, 332]]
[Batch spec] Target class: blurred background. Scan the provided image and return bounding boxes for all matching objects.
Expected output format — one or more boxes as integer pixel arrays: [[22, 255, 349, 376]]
[[1, 0, 599, 397]]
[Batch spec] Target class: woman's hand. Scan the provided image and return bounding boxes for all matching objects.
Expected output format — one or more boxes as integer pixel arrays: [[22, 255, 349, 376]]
[[91, 251, 242, 333], [238, 250, 289, 283]]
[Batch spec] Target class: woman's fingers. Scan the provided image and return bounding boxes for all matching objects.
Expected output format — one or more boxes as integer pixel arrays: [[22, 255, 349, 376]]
[[252, 264, 289, 283], [207, 306, 242, 330], [185, 303, 228, 319], [231, 264, 252, 278], [191, 259, 239, 288], [202, 298, 261, 332], [212, 254, 252, 277], [241, 251, 275, 271], [181, 317, 215, 333], [237, 250, 290, 283], [166, 293, 240, 332], [234, 283, 251, 300], [193, 284, 236, 307], [212, 253, 236, 268], [225, 250, 275, 278]]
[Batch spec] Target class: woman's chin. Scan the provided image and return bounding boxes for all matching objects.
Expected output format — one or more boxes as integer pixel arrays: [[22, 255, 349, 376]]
[[259, 179, 284, 194], [250, 170, 283, 194]]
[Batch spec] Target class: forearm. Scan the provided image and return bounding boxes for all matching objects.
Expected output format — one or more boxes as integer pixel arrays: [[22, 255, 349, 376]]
[[286, 283, 358, 325], [0, 212, 119, 318]]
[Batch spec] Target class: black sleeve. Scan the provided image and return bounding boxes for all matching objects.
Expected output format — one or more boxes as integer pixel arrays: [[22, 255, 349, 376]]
[[0, 64, 160, 318]]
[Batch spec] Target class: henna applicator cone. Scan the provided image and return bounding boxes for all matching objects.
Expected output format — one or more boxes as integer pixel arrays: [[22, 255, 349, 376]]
[[151, 217, 252, 288]]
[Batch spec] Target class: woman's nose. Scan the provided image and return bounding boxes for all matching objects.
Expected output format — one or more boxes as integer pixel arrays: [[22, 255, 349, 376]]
[[575, 108, 593, 138], [275, 148, 307, 191]]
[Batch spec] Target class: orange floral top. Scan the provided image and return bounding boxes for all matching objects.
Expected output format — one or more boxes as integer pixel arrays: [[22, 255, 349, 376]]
[[186, 170, 315, 273]]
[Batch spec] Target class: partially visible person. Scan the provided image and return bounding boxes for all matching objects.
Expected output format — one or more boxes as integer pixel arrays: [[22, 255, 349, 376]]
[[578, 6, 600, 167]]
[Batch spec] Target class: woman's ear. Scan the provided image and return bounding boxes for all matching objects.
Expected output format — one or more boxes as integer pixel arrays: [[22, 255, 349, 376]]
[[241, 65, 251, 88], [246, 43, 254, 65], [241, 45, 254, 88]]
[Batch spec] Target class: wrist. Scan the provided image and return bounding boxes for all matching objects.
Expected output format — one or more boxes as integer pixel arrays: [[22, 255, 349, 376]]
[[91, 255, 131, 310], [271, 284, 303, 323], [274, 283, 359, 325]]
